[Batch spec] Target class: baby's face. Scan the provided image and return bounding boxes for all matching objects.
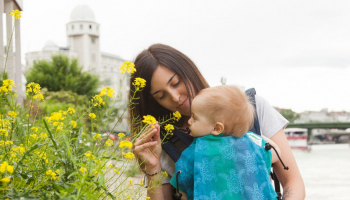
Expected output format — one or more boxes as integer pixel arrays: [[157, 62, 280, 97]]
[[187, 96, 214, 137]]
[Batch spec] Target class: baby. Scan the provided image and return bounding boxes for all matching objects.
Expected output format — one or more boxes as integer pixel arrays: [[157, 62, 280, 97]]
[[170, 85, 281, 200]]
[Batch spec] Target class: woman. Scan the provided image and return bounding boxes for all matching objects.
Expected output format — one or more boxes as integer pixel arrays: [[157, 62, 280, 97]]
[[131, 44, 305, 200]]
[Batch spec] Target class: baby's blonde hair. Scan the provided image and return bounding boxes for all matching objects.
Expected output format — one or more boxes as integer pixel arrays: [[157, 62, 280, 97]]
[[196, 85, 255, 137]]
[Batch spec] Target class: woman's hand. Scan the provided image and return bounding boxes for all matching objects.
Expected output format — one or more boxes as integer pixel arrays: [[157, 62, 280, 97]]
[[134, 122, 162, 174]]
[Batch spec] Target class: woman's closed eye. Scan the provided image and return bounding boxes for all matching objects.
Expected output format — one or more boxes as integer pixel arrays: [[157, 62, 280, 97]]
[[173, 80, 180, 87]]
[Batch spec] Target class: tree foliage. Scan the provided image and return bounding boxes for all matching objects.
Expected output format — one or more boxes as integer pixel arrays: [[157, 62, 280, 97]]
[[26, 54, 99, 98], [279, 109, 300, 123]]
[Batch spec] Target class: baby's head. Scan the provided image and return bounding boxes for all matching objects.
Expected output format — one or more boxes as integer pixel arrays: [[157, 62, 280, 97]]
[[188, 85, 255, 137]]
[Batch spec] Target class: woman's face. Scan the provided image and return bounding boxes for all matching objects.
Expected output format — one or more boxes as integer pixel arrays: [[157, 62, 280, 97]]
[[150, 65, 191, 117]]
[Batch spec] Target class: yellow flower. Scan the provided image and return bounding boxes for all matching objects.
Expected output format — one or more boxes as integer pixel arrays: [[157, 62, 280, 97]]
[[119, 140, 133, 149], [89, 113, 96, 119], [107, 87, 116, 98], [161, 171, 168, 177], [10, 9, 21, 19], [67, 107, 75, 115], [129, 179, 133, 185], [0, 161, 8, 173], [39, 133, 48, 140], [120, 61, 136, 74], [30, 134, 38, 140], [118, 132, 125, 139], [71, 120, 77, 128], [46, 170, 53, 175], [79, 167, 87, 173], [91, 95, 105, 107], [85, 151, 95, 160], [164, 124, 174, 133], [1, 177, 10, 183], [8, 111, 17, 119], [33, 94, 44, 100], [113, 169, 120, 174], [145, 197, 150, 200], [142, 115, 156, 125], [31, 127, 39, 132], [139, 180, 145, 185], [173, 111, 181, 121], [26, 82, 41, 95], [105, 139, 113, 147], [93, 134, 101, 141], [133, 77, 146, 91], [124, 152, 135, 161], [108, 164, 114, 168]]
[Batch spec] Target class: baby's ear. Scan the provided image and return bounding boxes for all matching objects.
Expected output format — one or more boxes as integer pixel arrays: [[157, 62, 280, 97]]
[[211, 122, 224, 135]]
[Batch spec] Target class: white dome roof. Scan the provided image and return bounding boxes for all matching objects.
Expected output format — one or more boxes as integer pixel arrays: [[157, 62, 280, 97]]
[[43, 40, 59, 51], [70, 5, 95, 22]]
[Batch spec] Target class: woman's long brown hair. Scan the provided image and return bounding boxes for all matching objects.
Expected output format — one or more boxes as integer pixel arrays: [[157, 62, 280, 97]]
[[129, 44, 209, 135]]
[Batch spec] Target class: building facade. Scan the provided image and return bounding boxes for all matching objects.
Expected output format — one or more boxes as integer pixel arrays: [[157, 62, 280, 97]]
[[25, 5, 128, 101]]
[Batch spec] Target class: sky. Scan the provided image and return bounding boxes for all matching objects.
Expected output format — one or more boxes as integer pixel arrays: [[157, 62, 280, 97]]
[[18, 0, 350, 113]]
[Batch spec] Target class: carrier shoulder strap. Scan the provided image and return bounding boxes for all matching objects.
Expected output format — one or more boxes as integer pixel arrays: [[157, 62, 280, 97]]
[[245, 88, 261, 136]]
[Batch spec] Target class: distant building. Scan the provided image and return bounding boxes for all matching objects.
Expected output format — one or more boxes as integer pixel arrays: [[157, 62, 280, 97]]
[[25, 5, 129, 131], [0, 0, 25, 104], [25, 5, 129, 101]]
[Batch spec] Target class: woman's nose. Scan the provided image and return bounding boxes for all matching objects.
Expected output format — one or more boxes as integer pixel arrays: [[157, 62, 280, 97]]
[[188, 118, 192, 125], [169, 89, 180, 103]]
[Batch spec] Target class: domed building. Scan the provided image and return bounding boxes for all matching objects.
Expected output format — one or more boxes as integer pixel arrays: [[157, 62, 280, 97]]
[[25, 4, 128, 101]]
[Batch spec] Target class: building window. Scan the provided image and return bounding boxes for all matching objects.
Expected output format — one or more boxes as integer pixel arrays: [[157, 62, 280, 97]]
[[80, 24, 83, 29], [72, 25, 74, 30], [89, 25, 92, 29], [91, 37, 95, 44]]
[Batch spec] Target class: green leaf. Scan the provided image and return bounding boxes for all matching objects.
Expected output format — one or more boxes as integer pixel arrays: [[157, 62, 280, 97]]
[[99, 172, 105, 187], [76, 127, 83, 148], [67, 186, 75, 194], [42, 119, 59, 152]]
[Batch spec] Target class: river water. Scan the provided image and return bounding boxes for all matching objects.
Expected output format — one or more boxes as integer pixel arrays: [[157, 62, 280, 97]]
[[293, 144, 350, 200]]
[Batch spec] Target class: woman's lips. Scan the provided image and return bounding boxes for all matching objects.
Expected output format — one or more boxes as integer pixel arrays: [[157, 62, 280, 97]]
[[177, 97, 188, 109]]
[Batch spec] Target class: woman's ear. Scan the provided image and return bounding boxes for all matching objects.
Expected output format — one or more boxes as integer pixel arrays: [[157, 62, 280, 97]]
[[211, 122, 224, 135]]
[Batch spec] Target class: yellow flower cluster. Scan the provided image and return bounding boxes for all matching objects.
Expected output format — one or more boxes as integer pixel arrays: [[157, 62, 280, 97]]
[[33, 94, 44, 101], [0, 161, 14, 173], [124, 152, 135, 162], [79, 167, 87, 173], [35, 151, 48, 163], [26, 82, 41, 96], [119, 140, 133, 149], [133, 78, 146, 91], [1, 177, 10, 183], [85, 151, 95, 160], [8, 111, 17, 123], [10, 145, 26, 161], [105, 139, 113, 147], [71, 120, 77, 128], [93, 133, 101, 141], [39, 133, 48, 140], [120, 61, 136, 74], [0, 79, 15, 95], [142, 115, 156, 125], [0, 140, 13, 146], [164, 124, 174, 136], [173, 111, 181, 121], [46, 169, 59, 180], [99, 87, 116, 98], [89, 113, 96, 120], [91, 95, 105, 107], [67, 107, 75, 115], [46, 110, 68, 130], [118, 132, 125, 139], [10, 9, 21, 19]]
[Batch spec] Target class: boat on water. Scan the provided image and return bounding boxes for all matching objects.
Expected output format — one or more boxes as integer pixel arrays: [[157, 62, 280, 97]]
[[284, 128, 309, 150]]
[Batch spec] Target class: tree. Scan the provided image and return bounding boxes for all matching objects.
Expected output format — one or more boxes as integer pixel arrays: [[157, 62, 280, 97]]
[[279, 109, 300, 123], [26, 54, 99, 98]]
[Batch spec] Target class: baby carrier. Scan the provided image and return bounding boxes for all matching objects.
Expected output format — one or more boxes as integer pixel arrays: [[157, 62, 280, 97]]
[[161, 88, 287, 200]]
